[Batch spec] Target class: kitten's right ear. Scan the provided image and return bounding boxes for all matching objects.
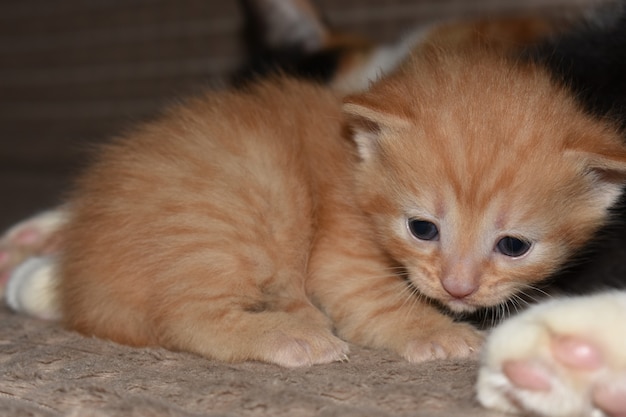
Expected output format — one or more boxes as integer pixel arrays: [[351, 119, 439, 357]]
[[343, 96, 411, 160]]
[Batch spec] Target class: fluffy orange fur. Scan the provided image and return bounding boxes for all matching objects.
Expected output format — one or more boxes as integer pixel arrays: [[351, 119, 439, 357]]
[[59, 47, 626, 367]]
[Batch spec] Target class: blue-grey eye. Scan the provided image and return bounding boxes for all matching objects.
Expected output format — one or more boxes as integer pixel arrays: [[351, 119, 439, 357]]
[[496, 236, 531, 257], [408, 219, 439, 241]]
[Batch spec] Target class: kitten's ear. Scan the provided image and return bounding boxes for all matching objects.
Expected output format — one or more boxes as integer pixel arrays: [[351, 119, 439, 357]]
[[343, 96, 411, 160], [570, 138, 626, 208], [571, 136, 626, 177]]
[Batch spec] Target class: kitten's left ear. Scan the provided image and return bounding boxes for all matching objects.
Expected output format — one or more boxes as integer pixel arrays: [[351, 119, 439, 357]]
[[581, 149, 626, 175], [570, 137, 626, 208], [571, 136, 626, 178], [343, 95, 411, 160]]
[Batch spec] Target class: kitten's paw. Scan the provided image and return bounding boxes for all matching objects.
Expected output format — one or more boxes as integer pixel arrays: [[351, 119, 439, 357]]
[[592, 377, 626, 417], [0, 209, 66, 299], [262, 326, 350, 368], [477, 292, 626, 417], [5, 256, 61, 320], [169, 307, 349, 367], [401, 322, 484, 362]]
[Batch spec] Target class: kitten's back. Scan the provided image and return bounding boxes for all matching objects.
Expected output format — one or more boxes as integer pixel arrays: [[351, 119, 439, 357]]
[[58, 79, 352, 357]]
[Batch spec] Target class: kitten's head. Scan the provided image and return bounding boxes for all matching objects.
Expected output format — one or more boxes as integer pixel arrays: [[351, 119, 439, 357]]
[[344, 47, 626, 313]]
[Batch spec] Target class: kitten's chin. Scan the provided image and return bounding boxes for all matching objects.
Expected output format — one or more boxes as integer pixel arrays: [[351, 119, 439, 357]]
[[444, 299, 479, 314]]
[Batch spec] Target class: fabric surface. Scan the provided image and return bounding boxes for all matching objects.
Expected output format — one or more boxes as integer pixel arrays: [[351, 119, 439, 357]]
[[0, 306, 500, 417]]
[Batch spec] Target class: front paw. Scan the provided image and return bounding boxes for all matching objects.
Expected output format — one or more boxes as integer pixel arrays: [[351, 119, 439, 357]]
[[477, 291, 626, 417], [264, 328, 350, 368], [401, 321, 484, 362]]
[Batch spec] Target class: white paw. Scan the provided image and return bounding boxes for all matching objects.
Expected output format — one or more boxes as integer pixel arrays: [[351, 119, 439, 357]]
[[0, 208, 66, 300], [477, 291, 626, 417], [5, 256, 61, 320]]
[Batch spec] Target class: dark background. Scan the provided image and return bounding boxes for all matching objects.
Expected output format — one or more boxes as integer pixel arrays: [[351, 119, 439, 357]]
[[0, 0, 587, 230]]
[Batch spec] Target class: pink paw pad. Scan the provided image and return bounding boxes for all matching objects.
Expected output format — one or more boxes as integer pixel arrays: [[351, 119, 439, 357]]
[[503, 359, 552, 391], [551, 335, 603, 371], [11, 228, 44, 247], [593, 382, 626, 417], [0, 250, 13, 291]]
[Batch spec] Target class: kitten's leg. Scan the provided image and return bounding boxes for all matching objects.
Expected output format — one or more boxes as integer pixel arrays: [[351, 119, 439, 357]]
[[152, 281, 350, 368], [1, 209, 65, 319], [307, 215, 483, 362], [477, 291, 626, 417], [60, 183, 349, 367]]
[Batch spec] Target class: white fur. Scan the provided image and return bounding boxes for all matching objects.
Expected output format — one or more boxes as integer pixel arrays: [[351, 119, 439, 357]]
[[5, 256, 61, 321], [332, 25, 435, 93], [477, 291, 626, 417]]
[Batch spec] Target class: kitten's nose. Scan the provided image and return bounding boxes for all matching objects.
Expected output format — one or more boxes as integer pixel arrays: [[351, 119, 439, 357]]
[[441, 276, 478, 299], [441, 257, 480, 299]]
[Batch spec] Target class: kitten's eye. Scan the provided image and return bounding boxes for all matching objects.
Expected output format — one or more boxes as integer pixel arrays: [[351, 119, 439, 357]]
[[496, 236, 532, 257], [408, 219, 439, 241]]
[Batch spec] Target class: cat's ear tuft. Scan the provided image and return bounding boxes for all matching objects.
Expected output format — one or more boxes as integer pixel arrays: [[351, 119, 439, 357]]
[[343, 96, 410, 160], [571, 136, 626, 179], [569, 137, 626, 209], [581, 149, 626, 176]]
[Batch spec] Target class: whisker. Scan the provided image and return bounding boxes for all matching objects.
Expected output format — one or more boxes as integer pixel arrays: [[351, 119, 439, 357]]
[[509, 294, 523, 312], [398, 283, 419, 312], [498, 302, 508, 325], [517, 283, 552, 300], [483, 306, 495, 328], [401, 284, 424, 319]]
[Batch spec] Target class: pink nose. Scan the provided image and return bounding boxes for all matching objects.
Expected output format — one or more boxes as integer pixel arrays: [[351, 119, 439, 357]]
[[441, 276, 478, 299]]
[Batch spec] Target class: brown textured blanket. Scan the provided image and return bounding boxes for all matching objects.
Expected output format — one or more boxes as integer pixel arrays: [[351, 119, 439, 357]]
[[1, 305, 504, 417]]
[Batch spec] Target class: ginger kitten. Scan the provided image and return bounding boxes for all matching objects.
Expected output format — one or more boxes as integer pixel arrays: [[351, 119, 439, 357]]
[[45, 46, 626, 367]]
